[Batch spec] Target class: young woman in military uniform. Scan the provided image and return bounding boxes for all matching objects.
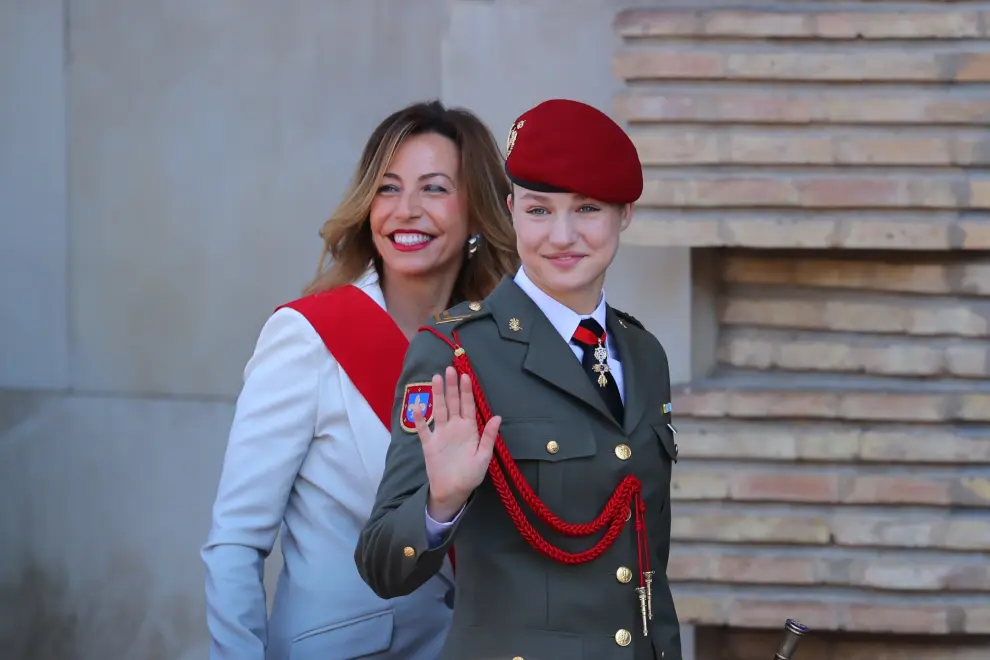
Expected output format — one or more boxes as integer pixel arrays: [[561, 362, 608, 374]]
[[355, 99, 681, 660]]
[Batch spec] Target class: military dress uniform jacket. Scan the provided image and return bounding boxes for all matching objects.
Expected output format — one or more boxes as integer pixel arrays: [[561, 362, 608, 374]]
[[202, 268, 454, 660], [355, 276, 681, 660]]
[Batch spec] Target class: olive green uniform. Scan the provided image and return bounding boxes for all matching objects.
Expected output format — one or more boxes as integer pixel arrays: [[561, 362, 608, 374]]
[[355, 277, 681, 660]]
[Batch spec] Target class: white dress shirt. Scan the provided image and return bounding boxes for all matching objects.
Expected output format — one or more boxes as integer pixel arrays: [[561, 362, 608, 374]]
[[424, 266, 624, 542]]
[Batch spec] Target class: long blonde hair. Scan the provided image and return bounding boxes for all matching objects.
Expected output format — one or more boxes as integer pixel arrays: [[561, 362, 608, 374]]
[[304, 101, 518, 304]]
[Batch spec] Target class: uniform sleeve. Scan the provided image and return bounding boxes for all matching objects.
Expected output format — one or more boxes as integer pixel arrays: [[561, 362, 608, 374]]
[[652, 339, 682, 657], [354, 328, 473, 599], [201, 308, 324, 660], [655, 339, 675, 571]]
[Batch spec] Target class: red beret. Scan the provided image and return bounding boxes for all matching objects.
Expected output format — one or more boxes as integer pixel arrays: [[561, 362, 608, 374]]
[[504, 99, 643, 205]]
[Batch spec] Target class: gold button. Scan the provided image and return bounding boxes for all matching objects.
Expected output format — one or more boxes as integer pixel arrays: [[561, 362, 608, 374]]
[[546, 440, 560, 454], [614, 444, 632, 461], [403, 546, 416, 558], [468, 301, 482, 311], [616, 566, 633, 584], [512, 657, 523, 660], [615, 629, 632, 646]]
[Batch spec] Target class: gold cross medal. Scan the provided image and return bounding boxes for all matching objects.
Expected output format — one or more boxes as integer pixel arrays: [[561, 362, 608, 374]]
[[592, 342, 610, 387]]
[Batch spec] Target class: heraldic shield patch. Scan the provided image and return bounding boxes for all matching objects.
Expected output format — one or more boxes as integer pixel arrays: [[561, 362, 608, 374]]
[[401, 382, 434, 433]]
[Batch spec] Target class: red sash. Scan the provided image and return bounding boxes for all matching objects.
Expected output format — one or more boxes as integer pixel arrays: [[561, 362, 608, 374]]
[[278, 285, 407, 430], [277, 284, 456, 572]]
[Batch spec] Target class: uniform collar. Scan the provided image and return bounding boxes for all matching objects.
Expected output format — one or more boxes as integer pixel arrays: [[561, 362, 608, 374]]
[[512, 266, 608, 347], [485, 274, 640, 431]]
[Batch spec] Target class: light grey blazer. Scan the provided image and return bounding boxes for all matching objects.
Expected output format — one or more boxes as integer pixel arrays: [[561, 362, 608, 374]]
[[202, 270, 453, 660]]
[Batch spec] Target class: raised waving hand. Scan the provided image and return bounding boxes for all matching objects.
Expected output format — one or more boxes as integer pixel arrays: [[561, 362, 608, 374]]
[[414, 366, 501, 523]]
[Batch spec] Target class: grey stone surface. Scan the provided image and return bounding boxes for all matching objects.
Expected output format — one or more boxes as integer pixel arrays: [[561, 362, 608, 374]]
[[67, 0, 446, 397], [0, 393, 243, 659], [0, 0, 69, 390]]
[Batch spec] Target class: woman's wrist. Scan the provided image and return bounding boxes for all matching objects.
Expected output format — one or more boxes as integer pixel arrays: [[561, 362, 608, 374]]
[[426, 490, 467, 524]]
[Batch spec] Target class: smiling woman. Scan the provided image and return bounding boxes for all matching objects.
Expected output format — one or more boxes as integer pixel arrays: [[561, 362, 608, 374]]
[[508, 189, 632, 315], [308, 102, 518, 330], [201, 100, 518, 660], [369, 132, 471, 301]]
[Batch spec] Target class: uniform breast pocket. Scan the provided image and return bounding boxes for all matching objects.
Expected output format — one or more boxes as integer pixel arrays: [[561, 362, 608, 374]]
[[497, 418, 598, 506]]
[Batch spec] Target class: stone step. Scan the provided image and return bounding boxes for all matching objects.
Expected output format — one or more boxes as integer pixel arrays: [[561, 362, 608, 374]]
[[668, 545, 990, 592], [621, 210, 990, 250], [671, 419, 990, 465], [719, 288, 990, 338], [671, 464, 990, 507], [716, 327, 990, 378], [615, 6, 990, 41], [719, 252, 990, 297], [670, 584, 990, 634], [615, 86, 990, 126], [699, 627, 989, 660], [614, 46, 990, 84], [638, 172, 990, 210], [670, 506, 990, 551], [673, 371, 990, 422], [632, 127, 990, 167]]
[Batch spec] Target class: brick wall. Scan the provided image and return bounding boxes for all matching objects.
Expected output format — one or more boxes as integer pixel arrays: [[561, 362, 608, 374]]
[[671, 250, 990, 635], [613, 3, 990, 251], [612, 2, 990, 657]]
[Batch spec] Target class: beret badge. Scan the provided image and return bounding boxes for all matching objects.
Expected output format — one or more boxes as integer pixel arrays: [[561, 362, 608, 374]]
[[506, 119, 526, 157]]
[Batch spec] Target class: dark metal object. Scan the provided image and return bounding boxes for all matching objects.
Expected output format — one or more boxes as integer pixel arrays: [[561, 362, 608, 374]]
[[773, 619, 808, 659]]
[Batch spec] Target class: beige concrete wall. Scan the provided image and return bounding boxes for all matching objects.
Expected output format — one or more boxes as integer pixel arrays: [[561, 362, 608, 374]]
[[0, 1, 690, 657]]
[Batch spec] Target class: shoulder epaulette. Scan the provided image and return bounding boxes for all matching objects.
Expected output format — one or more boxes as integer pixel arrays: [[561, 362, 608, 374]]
[[613, 308, 645, 330], [425, 300, 490, 334]]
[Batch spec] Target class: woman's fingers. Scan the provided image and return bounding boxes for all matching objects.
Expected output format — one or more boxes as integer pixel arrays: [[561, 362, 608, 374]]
[[413, 403, 433, 443], [459, 373, 476, 430], [431, 373, 447, 425], [444, 367, 461, 419], [478, 414, 501, 457]]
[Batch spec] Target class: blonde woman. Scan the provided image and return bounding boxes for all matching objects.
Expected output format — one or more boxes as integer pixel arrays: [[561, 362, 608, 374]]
[[202, 101, 518, 660]]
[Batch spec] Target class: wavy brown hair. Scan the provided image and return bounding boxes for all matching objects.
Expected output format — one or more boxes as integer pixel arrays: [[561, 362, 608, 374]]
[[304, 101, 518, 304]]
